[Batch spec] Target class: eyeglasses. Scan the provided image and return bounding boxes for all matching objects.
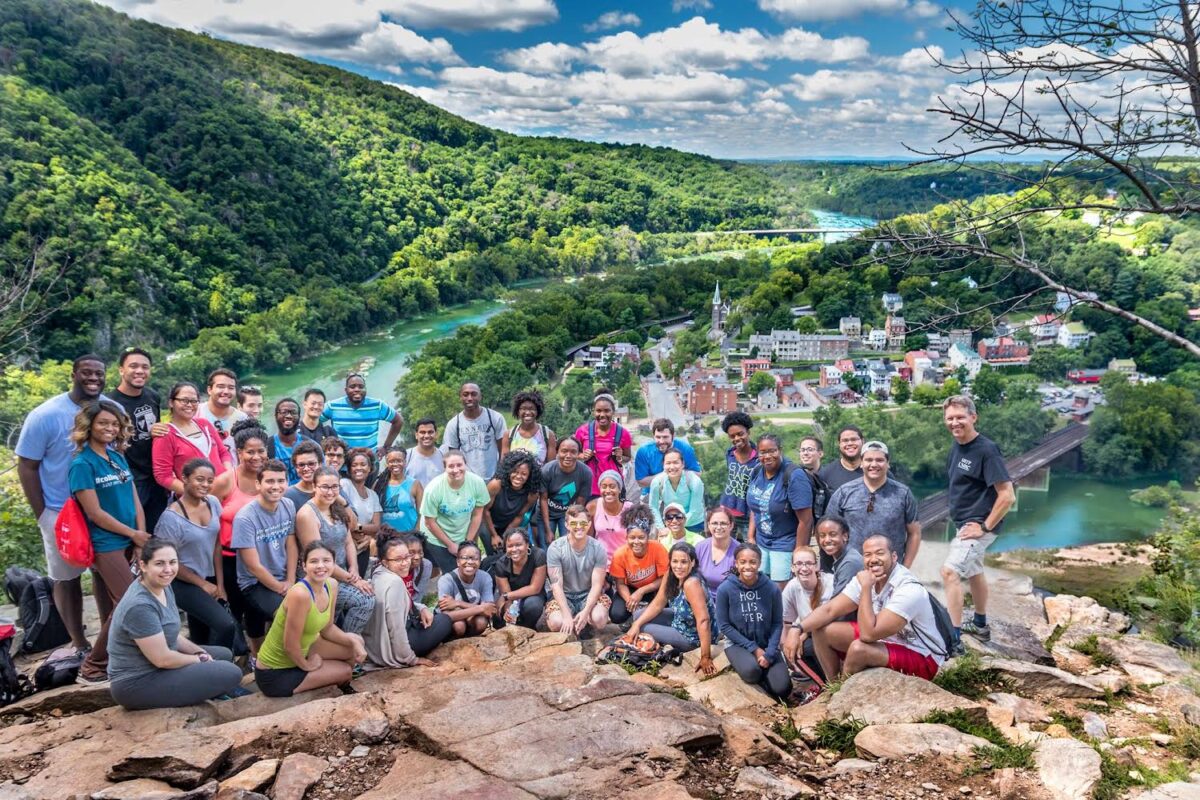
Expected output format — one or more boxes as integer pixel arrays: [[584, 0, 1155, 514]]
[[457, 555, 480, 563], [708, 520, 730, 527], [793, 561, 816, 569], [664, 513, 685, 521], [316, 484, 340, 492], [296, 461, 320, 471], [277, 410, 298, 418], [173, 397, 199, 406], [383, 555, 411, 563]]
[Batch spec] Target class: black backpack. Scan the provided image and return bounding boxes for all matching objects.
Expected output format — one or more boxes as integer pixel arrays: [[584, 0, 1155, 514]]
[[5, 567, 71, 655], [925, 593, 957, 660], [805, 468, 831, 520], [748, 462, 802, 512], [0, 622, 33, 706], [33, 647, 86, 691]]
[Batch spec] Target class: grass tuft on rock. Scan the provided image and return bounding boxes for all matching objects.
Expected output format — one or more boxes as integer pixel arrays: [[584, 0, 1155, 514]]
[[772, 714, 801, 743], [813, 717, 866, 757], [1049, 710, 1085, 737], [1070, 635, 1118, 668], [932, 650, 1009, 700], [1094, 749, 1140, 800], [923, 709, 1035, 772]]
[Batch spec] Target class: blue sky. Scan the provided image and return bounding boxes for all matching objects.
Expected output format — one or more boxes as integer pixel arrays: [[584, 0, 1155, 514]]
[[99, 0, 975, 158]]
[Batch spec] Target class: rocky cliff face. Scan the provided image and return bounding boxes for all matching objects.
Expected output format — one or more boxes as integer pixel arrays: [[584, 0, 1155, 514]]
[[0, 579, 1197, 800]]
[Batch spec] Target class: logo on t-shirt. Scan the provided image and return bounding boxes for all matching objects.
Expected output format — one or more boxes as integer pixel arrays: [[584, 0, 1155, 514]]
[[956, 457, 974, 472]]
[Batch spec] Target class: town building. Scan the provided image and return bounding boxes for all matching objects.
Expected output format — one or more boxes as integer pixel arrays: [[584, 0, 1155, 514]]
[[814, 384, 860, 405], [976, 336, 1031, 364], [905, 350, 935, 384], [1057, 322, 1093, 349], [948, 342, 984, 379], [948, 329, 973, 349], [573, 343, 641, 370], [1055, 291, 1099, 312], [884, 314, 907, 350], [1031, 314, 1061, 345], [866, 360, 893, 396], [740, 358, 772, 382], [839, 317, 862, 337], [749, 330, 850, 362], [819, 364, 844, 388], [709, 283, 731, 342], [688, 380, 739, 415], [867, 328, 888, 350], [882, 292, 904, 313], [756, 387, 779, 410]]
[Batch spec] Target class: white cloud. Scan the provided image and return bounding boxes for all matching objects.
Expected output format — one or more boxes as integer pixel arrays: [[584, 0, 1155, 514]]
[[584, 11, 642, 32], [499, 42, 582, 74], [759, 0, 938, 22], [340, 22, 461, 72], [673, 0, 713, 10], [384, 0, 558, 32]]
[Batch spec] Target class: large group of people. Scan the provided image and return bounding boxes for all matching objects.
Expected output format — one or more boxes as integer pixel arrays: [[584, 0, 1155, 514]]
[[14, 348, 1014, 709]]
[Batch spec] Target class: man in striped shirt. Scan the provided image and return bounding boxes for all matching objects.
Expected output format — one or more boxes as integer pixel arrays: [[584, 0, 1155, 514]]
[[321, 373, 404, 455]]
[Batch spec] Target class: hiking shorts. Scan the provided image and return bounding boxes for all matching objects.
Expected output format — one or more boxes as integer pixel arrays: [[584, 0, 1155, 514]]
[[837, 622, 939, 680], [944, 529, 997, 580], [39, 507, 85, 581], [760, 548, 793, 583]]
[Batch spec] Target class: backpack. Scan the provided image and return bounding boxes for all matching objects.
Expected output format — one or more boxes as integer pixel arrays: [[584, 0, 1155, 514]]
[[805, 468, 831, 520], [4, 566, 41, 606], [14, 572, 70, 655], [749, 462, 802, 513], [33, 646, 86, 691], [923, 593, 957, 660], [0, 623, 33, 707], [595, 632, 683, 671], [453, 410, 502, 453], [55, 497, 94, 569]]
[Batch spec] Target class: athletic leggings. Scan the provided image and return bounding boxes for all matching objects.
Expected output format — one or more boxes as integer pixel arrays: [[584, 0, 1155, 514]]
[[609, 593, 645, 625], [110, 645, 242, 710], [242, 583, 284, 639], [80, 548, 136, 681], [172, 579, 242, 653], [638, 610, 700, 653], [725, 644, 792, 699], [408, 611, 455, 657], [335, 582, 376, 636]]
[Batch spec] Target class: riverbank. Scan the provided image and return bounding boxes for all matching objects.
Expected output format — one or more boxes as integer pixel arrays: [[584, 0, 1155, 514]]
[[989, 542, 1155, 611]]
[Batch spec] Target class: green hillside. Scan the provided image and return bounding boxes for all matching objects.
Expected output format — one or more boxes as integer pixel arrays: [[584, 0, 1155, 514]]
[[0, 0, 784, 366]]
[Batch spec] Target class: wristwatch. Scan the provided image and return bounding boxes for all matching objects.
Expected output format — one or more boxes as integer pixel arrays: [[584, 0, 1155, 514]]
[[980, 522, 993, 533]]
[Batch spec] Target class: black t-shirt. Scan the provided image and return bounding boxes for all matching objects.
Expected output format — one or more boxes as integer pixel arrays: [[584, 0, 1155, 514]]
[[298, 420, 336, 444], [492, 547, 547, 591], [110, 387, 161, 484], [817, 460, 862, 492], [947, 433, 1010, 527]]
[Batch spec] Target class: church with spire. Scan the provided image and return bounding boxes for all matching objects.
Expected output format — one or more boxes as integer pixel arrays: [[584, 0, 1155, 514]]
[[708, 282, 731, 342]]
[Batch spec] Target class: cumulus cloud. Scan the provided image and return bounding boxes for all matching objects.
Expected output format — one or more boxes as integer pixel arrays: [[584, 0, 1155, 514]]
[[584, 11, 642, 32], [499, 42, 582, 74], [759, 0, 939, 22], [673, 0, 713, 10], [384, 0, 558, 32]]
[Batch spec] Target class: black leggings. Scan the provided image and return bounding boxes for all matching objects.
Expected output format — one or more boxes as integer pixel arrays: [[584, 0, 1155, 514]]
[[609, 593, 644, 625], [221, 554, 250, 635], [242, 583, 284, 639], [494, 595, 546, 630], [172, 579, 243, 653], [408, 611, 455, 657], [726, 644, 792, 699]]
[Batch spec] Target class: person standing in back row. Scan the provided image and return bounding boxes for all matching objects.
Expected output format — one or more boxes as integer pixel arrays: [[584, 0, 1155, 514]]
[[940, 396, 1014, 647], [818, 425, 865, 491], [634, 419, 702, 496], [321, 373, 404, 455], [826, 441, 921, 567], [197, 369, 247, 463], [443, 383, 506, 479], [16, 354, 108, 654], [110, 347, 168, 531]]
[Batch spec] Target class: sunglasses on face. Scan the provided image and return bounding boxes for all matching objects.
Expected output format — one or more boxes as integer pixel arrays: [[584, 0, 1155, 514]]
[[664, 513, 684, 521]]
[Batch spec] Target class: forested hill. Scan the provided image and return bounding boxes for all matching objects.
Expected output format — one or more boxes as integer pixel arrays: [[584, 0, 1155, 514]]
[[0, 0, 783, 364]]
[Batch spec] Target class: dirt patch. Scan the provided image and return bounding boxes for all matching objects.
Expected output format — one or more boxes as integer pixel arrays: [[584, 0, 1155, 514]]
[[0, 753, 45, 786]]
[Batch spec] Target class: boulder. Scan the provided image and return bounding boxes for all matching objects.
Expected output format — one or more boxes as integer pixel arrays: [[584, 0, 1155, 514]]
[[980, 657, 1104, 698], [1081, 712, 1108, 740], [1099, 637, 1194, 680], [1088, 670, 1131, 694], [107, 732, 232, 789], [204, 687, 341, 726], [0, 682, 117, 718], [684, 671, 778, 717], [832, 758, 877, 774], [1182, 704, 1200, 727], [349, 714, 391, 745], [826, 668, 987, 725], [269, 754, 326, 800], [90, 779, 218, 799], [721, 716, 793, 766], [790, 690, 831, 731], [986, 705, 1015, 729], [657, 643, 730, 687], [1034, 738, 1101, 800], [214, 791, 267, 800], [854, 724, 990, 761], [1151, 683, 1200, 712], [1134, 784, 1200, 800], [732, 766, 816, 798], [219, 760, 278, 794], [1051, 645, 1094, 675], [1043, 595, 1130, 633], [963, 619, 1053, 665], [617, 782, 697, 800], [355, 751, 534, 800]]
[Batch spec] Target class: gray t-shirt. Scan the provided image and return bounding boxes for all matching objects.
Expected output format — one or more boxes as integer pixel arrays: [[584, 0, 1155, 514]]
[[827, 478, 919, 562], [406, 447, 445, 488], [284, 486, 314, 509], [443, 408, 506, 479], [541, 460, 594, 520], [232, 497, 296, 590], [107, 582, 181, 683], [547, 536, 607, 594], [153, 496, 222, 578], [436, 569, 495, 605]]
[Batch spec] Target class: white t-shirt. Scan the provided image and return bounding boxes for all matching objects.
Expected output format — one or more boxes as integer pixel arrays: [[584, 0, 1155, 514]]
[[783, 574, 833, 626], [840, 564, 944, 664], [341, 478, 382, 525]]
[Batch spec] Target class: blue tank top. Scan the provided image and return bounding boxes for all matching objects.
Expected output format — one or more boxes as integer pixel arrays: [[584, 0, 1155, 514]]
[[382, 477, 418, 530]]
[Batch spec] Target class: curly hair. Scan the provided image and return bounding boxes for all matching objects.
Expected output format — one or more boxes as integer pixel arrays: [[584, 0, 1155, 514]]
[[619, 502, 656, 535], [510, 389, 545, 418], [721, 411, 754, 434], [70, 400, 133, 453], [496, 450, 543, 494]]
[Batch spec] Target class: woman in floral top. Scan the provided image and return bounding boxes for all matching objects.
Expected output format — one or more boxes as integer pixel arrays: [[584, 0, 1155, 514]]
[[624, 541, 717, 676]]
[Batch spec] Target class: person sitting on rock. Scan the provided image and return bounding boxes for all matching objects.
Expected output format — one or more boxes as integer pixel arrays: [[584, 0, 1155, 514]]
[[254, 541, 367, 697], [492, 529, 548, 630], [625, 541, 718, 675], [363, 533, 451, 668], [107, 540, 243, 709], [796, 535, 946, 685], [435, 541, 497, 638], [781, 547, 832, 690], [607, 505, 669, 624], [546, 504, 611, 637], [816, 515, 863, 597], [715, 543, 791, 699]]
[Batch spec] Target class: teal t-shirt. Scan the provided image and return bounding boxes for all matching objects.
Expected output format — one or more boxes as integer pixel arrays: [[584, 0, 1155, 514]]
[[419, 472, 490, 546], [69, 448, 138, 553]]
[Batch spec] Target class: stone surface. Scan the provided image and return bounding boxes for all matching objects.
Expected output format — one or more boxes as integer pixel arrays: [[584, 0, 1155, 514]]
[[1051, 645, 1094, 675], [986, 705, 1015, 729], [269, 754, 326, 800], [1134, 784, 1200, 800], [1088, 670, 1131, 694], [1182, 704, 1200, 727], [356, 752, 533, 800], [1081, 712, 1108, 740], [832, 758, 878, 774], [0, 682, 118, 718], [1043, 595, 1130, 633], [685, 671, 778, 717], [980, 657, 1104, 698], [854, 724, 990, 761], [790, 690, 831, 731], [617, 782, 697, 800], [108, 732, 232, 789], [987, 693, 1051, 724], [214, 791, 267, 800], [962, 619, 1053, 665], [1034, 738, 1101, 800], [1152, 683, 1200, 712], [656, 642, 730, 686], [91, 779, 218, 799], [1100, 637, 1194, 679], [349, 714, 390, 744], [219, 760, 278, 794], [720, 716, 792, 766], [732, 766, 815, 798], [826, 668, 987, 725]]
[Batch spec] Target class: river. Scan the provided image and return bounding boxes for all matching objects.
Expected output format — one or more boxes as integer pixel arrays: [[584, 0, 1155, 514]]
[[809, 209, 877, 242]]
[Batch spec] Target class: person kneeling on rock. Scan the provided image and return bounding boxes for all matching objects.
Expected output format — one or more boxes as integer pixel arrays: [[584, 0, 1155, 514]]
[[108, 540, 243, 710], [435, 541, 497, 638], [254, 541, 367, 697], [796, 535, 946, 688]]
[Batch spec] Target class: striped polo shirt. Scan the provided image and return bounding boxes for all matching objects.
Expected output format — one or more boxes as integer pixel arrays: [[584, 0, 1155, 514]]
[[320, 395, 396, 449]]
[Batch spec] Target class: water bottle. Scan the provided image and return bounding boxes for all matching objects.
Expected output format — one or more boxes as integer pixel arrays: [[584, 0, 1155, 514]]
[[506, 598, 520, 624]]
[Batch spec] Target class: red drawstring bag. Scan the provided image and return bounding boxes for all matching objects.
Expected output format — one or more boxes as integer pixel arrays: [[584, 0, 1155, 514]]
[[55, 498, 94, 568]]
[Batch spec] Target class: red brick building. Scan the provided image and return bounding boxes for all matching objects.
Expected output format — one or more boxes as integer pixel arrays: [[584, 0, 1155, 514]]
[[741, 358, 772, 382], [688, 380, 739, 415]]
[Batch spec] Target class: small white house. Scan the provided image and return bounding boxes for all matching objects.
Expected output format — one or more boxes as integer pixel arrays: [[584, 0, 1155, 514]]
[[1057, 322, 1094, 349]]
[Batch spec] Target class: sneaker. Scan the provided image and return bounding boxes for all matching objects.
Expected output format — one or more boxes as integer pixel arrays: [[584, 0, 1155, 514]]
[[214, 686, 255, 701], [351, 663, 365, 679], [949, 637, 966, 658], [961, 619, 992, 641], [75, 673, 109, 686], [795, 684, 823, 705]]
